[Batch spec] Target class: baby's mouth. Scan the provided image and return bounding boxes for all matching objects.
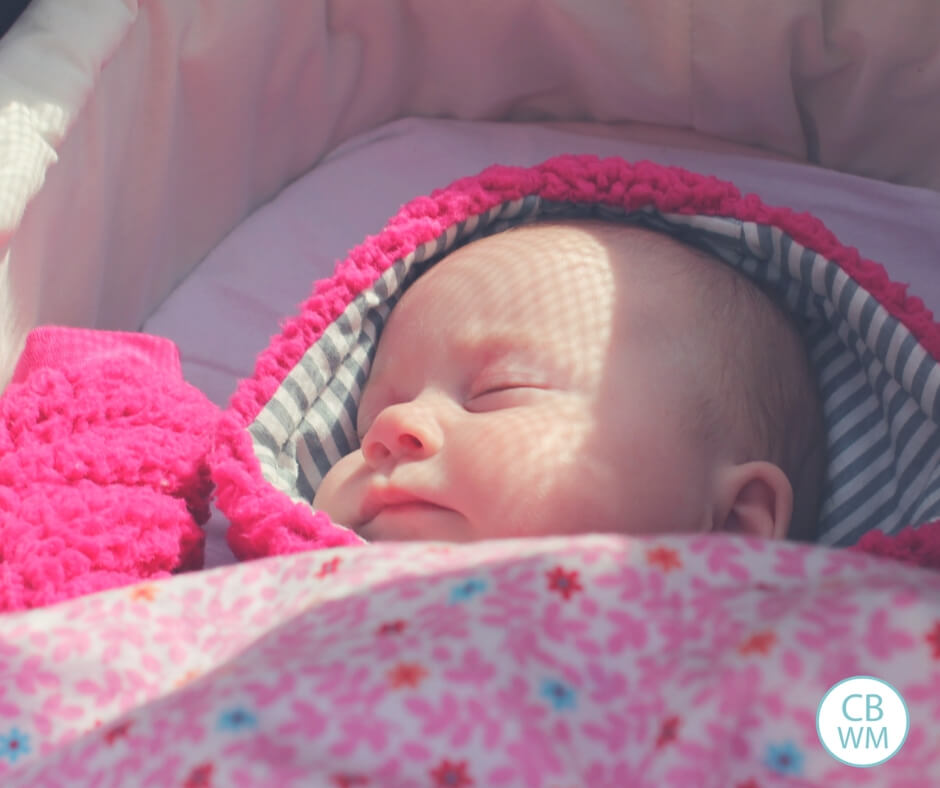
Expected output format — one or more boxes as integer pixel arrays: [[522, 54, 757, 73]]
[[358, 486, 449, 527]]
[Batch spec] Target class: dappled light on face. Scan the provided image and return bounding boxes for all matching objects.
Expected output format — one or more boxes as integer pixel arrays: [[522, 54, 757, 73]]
[[314, 220, 716, 543]]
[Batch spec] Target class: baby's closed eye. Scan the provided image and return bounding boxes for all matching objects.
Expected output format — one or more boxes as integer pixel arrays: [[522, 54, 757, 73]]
[[465, 363, 554, 411]]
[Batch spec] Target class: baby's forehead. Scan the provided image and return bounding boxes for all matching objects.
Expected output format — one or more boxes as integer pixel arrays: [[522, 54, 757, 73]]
[[375, 222, 718, 379]]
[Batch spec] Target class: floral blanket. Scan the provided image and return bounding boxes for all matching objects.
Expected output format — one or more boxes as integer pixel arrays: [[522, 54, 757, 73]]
[[2, 534, 938, 786]]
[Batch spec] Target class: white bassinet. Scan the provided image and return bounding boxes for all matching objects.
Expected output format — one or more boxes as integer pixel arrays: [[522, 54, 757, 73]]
[[2, 2, 940, 784]]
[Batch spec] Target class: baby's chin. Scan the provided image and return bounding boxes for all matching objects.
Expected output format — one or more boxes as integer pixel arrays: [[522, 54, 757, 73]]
[[356, 505, 467, 542]]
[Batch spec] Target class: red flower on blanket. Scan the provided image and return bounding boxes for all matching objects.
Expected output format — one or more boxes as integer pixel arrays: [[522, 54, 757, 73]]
[[546, 566, 582, 600], [184, 762, 214, 788], [655, 715, 681, 748], [388, 662, 428, 688], [377, 619, 407, 636], [430, 760, 473, 787], [736, 781, 760, 788], [927, 621, 940, 659], [103, 721, 133, 745], [737, 630, 777, 656], [317, 557, 342, 577], [331, 775, 370, 787], [646, 547, 682, 572]]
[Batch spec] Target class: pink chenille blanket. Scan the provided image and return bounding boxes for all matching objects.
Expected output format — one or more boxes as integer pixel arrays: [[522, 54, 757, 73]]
[[2, 156, 940, 782]]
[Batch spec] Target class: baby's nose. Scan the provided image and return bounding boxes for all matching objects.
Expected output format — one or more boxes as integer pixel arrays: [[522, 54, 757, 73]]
[[360, 400, 443, 467]]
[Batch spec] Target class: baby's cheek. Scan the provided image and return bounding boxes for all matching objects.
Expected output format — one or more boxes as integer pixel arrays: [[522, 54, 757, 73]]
[[481, 416, 595, 536], [312, 451, 362, 519]]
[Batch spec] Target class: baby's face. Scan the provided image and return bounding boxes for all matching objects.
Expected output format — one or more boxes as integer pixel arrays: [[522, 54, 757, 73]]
[[313, 222, 714, 542]]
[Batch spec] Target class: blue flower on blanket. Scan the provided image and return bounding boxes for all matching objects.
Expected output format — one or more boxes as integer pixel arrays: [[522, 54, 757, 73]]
[[216, 706, 259, 733], [540, 678, 577, 711], [763, 740, 804, 776], [0, 727, 31, 764], [449, 577, 488, 604]]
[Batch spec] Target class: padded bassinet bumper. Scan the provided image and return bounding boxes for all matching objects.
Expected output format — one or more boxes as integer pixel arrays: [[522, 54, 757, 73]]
[[2, 0, 940, 390]]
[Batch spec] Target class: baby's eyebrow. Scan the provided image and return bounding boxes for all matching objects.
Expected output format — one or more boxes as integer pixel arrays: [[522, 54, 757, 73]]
[[450, 324, 541, 361], [456, 329, 570, 385]]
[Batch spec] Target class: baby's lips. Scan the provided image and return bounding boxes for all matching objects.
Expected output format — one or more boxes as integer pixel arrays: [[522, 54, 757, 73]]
[[358, 484, 446, 524]]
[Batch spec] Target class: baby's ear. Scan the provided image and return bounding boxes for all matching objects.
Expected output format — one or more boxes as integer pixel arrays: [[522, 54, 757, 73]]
[[711, 461, 793, 540]]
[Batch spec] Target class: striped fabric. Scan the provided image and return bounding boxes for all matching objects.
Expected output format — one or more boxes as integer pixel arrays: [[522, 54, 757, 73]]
[[247, 198, 940, 546]]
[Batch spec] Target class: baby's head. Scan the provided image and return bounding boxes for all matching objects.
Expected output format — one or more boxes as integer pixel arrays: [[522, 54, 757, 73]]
[[313, 220, 826, 543]]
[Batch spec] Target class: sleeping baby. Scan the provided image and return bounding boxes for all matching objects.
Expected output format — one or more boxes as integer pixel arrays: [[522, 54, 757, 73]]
[[313, 220, 827, 544]]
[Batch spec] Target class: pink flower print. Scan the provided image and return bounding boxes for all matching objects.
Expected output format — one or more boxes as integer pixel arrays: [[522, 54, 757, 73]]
[[183, 762, 213, 788], [794, 604, 856, 650], [430, 759, 473, 787], [98, 623, 147, 662], [780, 649, 804, 680], [581, 759, 645, 788], [443, 648, 497, 686], [50, 626, 93, 661], [243, 671, 297, 708], [462, 698, 503, 750], [403, 691, 461, 738], [546, 567, 582, 600], [904, 670, 940, 722], [271, 556, 311, 584], [540, 601, 590, 645], [318, 595, 371, 633], [139, 753, 186, 786], [329, 713, 392, 758], [37, 692, 85, 735], [605, 609, 648, 654], [581, 711, 630, 755], [0, 727, 30, 765], [222, 734, 298, 776], [14, 656, 60, 695], [655, 614, 706, 656], [862, 608, 916, 660], [500, 725, 565, 787], [0, 686, 20, 718], [503, 626, 563, 671], [75, 669, 124, 707], [414, 602, 471, 640], [276, 700, 328, 741], [584, 661, 627, 704], [703, 541, 751, 582], [771, 545, 810, 579], [925, 620, 940, 659], [495, 675, 550, 729]]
